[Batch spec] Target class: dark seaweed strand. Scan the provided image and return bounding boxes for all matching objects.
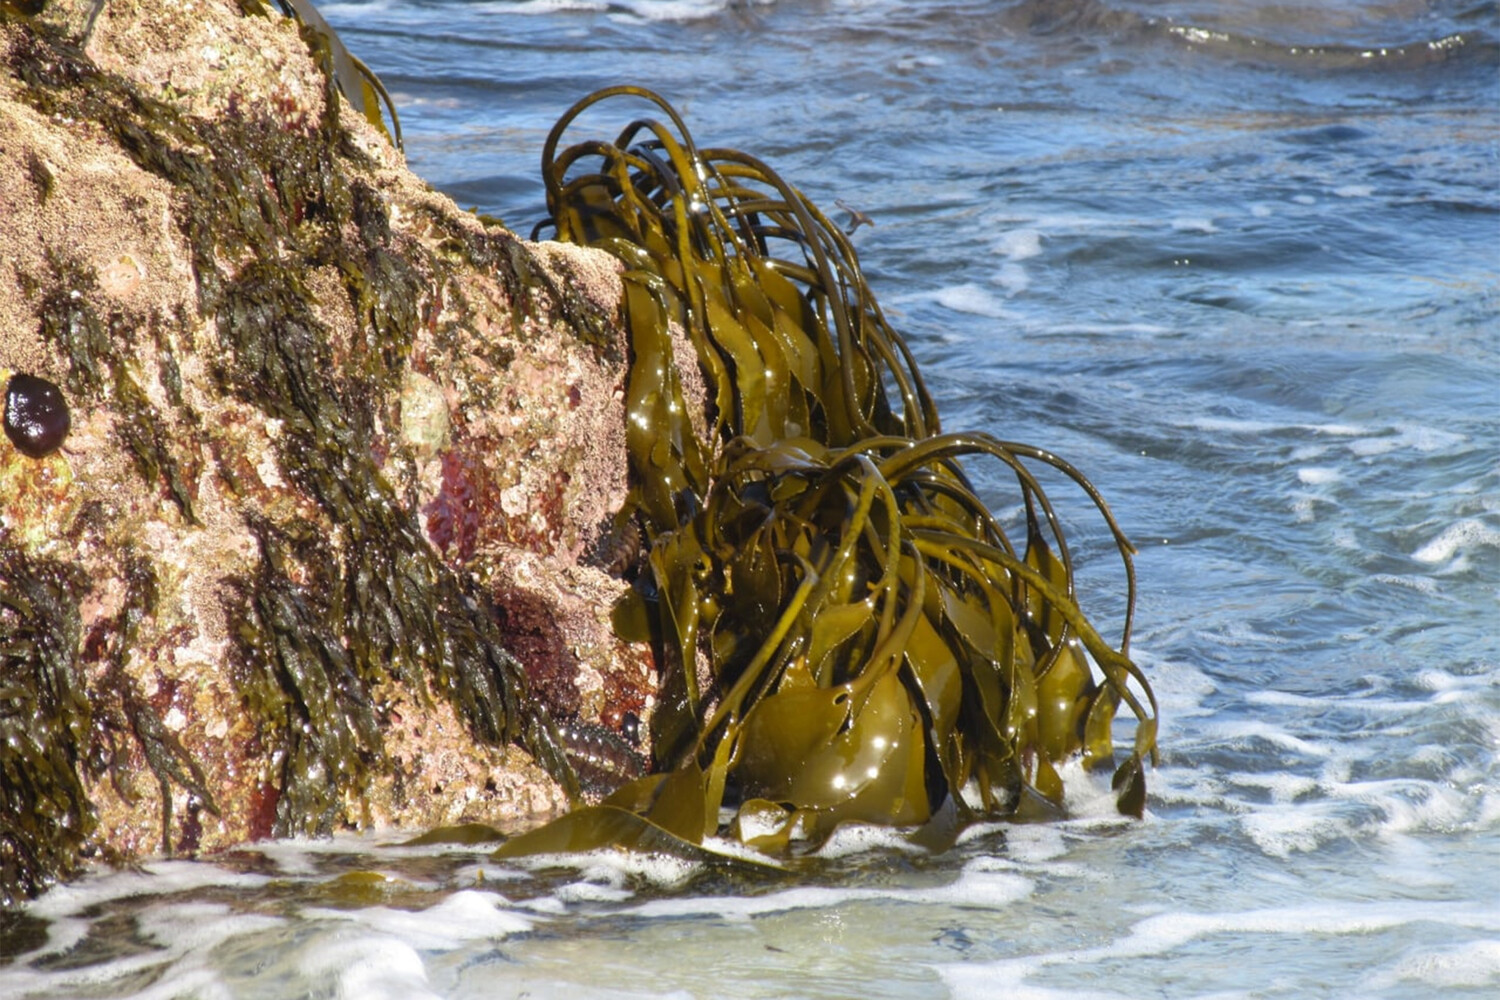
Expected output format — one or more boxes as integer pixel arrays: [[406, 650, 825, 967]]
[[103, 555, 222, 853], [36, 254, 200, 524], [0, 546, 92, 908], [5, 14, 576, 860]]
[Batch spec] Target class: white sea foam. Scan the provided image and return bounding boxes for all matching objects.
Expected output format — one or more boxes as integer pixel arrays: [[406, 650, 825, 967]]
[[894, 54, 946, 71], [814, 822, 924, 859], [1370, 939, 1500, 990], [296, 933, 440, 1000], [1026, 321, 1175, 338], [993, 228, 1043, 260], [1056, 758, 1138, 822], [1230, 772, 1320, 804], [996, 823, 1068, 864], [1296, 466, 1340, 484], [1025, 213, 1148, 235], [1202, 719, 1334, 758], [995, 261, 1031, 295], [503, 847, 703, 890], [933, 283, 1011, 318], [5, 899, 283, 1000], [1235, 774, 1476, 857], [303, 890, 533, 950], [622, 863, 1033, 921], [1189, 669, 1498, 858], [553, 878, 636, 904], [1144, 657, 1216, 720], [1412, 517, 1500, 564], [1238, 799, 1348, 856], [19, 860, 275, 972], [940, 900, 1500, 998], [1177, 415, 1365, 436], [1243, 687, 1425, 714], [1372, 572, 1440, 594], [1347, 421, 1466, 457], [471, 0, 767, 20], [1170, 216, 1218, 233], [26, 861, 273, 922]]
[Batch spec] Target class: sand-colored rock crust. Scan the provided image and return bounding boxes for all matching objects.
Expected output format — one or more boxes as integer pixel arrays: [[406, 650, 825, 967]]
[[0, 0, 656, 904]]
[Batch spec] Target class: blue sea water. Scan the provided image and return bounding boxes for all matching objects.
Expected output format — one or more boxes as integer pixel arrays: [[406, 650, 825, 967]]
[[5, 1, 1498, 997]]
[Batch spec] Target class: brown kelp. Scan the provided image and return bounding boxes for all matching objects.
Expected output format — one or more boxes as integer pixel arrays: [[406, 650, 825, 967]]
[[501, 87, 1158, 859]]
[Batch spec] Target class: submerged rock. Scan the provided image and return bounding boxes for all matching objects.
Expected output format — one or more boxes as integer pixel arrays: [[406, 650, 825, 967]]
[[0, 0, 649, 905]]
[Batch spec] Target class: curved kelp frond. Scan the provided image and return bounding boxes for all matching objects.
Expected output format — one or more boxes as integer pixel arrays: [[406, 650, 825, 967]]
[[514, 86, 1157, 858]]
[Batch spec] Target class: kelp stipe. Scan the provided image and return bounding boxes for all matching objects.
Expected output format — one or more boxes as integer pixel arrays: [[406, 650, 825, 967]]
[[521, 86, 1158, 858]]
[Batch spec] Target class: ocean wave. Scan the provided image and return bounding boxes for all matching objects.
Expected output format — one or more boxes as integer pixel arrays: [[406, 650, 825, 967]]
[[1411, 517, 1500, 566], [997, 0, 1498, 74], [939, 898, 1500, 998], [1163, 24, 1497, 74]]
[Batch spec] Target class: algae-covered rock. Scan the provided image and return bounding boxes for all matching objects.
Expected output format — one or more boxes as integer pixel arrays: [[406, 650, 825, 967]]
[[0, 0, 644, 905]]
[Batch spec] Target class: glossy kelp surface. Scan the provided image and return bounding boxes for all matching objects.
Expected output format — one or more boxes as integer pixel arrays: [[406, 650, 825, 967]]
[[511, 87, 1157, 859]]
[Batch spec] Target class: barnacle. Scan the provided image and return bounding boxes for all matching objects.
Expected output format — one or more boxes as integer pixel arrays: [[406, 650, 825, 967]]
[[3, 373, 70, 459], [500, 87, 1158, 860]]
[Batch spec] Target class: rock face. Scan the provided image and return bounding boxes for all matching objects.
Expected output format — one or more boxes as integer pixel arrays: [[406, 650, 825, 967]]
[[0, 0, 650, 905]]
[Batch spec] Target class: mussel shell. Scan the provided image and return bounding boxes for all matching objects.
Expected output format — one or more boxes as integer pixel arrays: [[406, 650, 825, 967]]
[[4, 373, 70, 459]]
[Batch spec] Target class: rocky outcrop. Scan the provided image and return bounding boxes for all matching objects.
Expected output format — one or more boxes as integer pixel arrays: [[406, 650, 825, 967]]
[[0, 0, 651, 904]]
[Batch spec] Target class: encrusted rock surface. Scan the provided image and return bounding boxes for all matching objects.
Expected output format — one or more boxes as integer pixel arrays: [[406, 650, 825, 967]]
[[0, 0, 653, 904]]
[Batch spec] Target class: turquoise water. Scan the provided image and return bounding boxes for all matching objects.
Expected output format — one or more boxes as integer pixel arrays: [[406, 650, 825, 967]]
[[5, 1, 1498, 997]]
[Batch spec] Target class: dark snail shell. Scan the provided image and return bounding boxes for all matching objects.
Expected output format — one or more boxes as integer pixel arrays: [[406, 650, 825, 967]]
[[4, 373, 70, 459]]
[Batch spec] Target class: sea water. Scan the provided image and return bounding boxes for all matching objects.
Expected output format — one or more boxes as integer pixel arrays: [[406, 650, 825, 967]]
[[3, 1, 1497, 997]]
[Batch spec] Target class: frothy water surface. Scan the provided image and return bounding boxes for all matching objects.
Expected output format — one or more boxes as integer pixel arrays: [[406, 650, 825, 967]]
[[5, 1, 1497, 996]]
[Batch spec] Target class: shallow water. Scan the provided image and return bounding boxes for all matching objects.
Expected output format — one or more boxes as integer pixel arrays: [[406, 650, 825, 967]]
[[5, 0, 1498, 997]]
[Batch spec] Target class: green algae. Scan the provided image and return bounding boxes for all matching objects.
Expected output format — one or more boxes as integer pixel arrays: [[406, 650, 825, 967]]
[[506, 87, 1159, 860], [0, 547, 91, 907]]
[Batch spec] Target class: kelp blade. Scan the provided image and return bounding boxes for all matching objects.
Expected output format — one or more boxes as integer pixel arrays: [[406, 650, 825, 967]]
[[502, 86, 1157, 859]]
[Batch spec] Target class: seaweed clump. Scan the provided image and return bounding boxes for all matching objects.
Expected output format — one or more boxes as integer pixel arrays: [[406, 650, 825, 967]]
[[501, 88, 1158, 858], [0, 548, 90, 907]]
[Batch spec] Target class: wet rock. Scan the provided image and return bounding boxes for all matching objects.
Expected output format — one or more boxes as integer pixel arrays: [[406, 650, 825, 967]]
[[0, 0, 653, 904]]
